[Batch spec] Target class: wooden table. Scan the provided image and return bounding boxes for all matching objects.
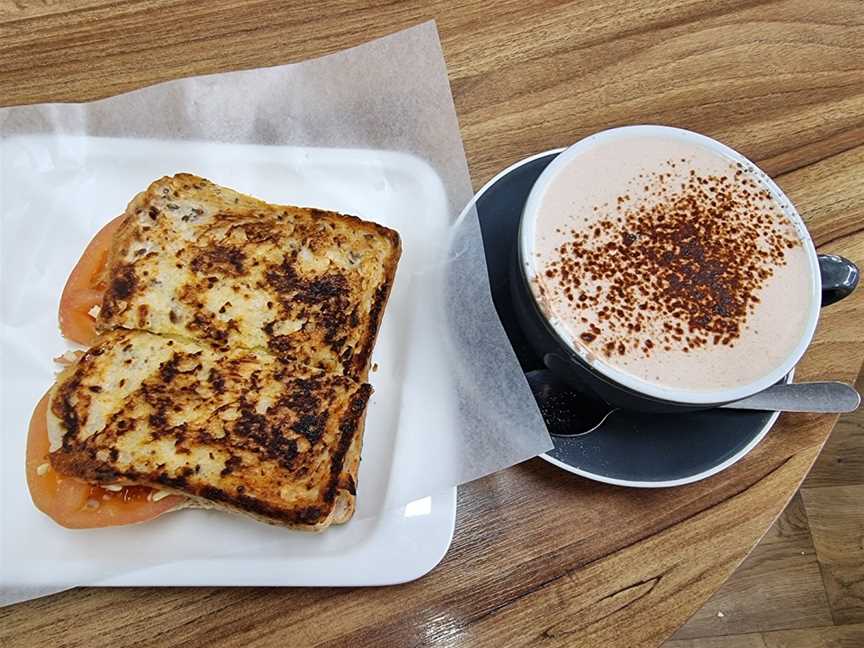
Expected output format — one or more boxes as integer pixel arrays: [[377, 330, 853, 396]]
[[1, 2, 862, 646]]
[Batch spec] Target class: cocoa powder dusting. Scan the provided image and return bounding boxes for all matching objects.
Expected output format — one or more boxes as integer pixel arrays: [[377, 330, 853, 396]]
[[542, 161, 800, 358]]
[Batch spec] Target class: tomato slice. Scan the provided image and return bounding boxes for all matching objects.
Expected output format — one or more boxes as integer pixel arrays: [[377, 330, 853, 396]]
[[26, 390, 185, 528], [59, 215, 125, 346]]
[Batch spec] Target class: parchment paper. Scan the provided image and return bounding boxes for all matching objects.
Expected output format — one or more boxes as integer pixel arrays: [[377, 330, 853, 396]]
[[0, 22, 551, 605]]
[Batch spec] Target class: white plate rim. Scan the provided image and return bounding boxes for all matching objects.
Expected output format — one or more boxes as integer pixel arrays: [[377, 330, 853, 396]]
[[91, 488, 458, 587]]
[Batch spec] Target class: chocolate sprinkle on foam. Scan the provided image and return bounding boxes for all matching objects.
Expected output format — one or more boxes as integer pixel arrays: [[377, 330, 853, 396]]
[[540, 162, 801, 358]]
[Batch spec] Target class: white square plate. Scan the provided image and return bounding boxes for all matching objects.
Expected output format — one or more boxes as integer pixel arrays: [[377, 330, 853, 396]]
[[0, 135, 457, 588]]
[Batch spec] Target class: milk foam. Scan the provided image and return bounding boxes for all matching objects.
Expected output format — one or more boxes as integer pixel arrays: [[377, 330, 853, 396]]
[[531, 135, 814, 394]]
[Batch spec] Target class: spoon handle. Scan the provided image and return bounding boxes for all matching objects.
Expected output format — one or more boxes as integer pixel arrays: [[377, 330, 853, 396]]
[[720, 382, 861, 413]]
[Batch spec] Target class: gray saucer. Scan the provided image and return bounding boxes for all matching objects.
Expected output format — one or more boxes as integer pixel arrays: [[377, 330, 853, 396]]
[[472, 150, 786, 487]]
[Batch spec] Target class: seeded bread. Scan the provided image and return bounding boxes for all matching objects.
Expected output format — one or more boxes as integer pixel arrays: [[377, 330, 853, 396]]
[[48, 330, 371, 530], [98, 174, 401, 382]]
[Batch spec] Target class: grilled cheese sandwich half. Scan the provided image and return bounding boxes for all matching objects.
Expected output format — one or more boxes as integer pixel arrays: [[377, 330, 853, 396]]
[[98, 174, 401, 381], [48, 329, 371, 530]]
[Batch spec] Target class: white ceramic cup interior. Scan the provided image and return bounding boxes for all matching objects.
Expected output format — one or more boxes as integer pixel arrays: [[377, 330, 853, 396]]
[[518, 125, 821, 405]]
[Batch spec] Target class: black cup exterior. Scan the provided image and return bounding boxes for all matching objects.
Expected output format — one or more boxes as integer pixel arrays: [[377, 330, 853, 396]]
[[510, 239, 860, 413]]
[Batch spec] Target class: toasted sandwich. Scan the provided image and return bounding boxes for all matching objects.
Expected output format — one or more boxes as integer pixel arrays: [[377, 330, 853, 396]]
[[29, 174, 400, 530]]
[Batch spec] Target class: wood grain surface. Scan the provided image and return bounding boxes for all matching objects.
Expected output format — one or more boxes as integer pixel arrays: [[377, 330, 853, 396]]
[[1, 1, 863, 647], [669, 495, 834, 640], [666, 623, 864, 648], [666, 368, 864, 645]]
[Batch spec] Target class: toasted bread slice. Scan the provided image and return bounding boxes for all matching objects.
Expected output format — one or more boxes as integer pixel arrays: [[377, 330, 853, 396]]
[[98, 174, 401, 381], [47, 329, 371, 530]]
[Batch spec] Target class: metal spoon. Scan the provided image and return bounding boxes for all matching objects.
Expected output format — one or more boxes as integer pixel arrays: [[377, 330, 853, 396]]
[[525, 370, 861, 438], [721, 381, 860, 413]]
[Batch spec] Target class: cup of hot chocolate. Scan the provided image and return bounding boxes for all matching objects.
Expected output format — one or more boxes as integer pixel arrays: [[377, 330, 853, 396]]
[[511, 125, 859, 412]]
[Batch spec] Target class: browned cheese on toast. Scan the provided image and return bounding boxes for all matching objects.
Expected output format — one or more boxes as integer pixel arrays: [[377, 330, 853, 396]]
[[47, 330, 371, 530], [98, 174, 401, 382]]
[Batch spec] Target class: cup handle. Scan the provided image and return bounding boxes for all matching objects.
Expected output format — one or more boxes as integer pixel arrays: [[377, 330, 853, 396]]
[[819, 254, 860, 307]]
